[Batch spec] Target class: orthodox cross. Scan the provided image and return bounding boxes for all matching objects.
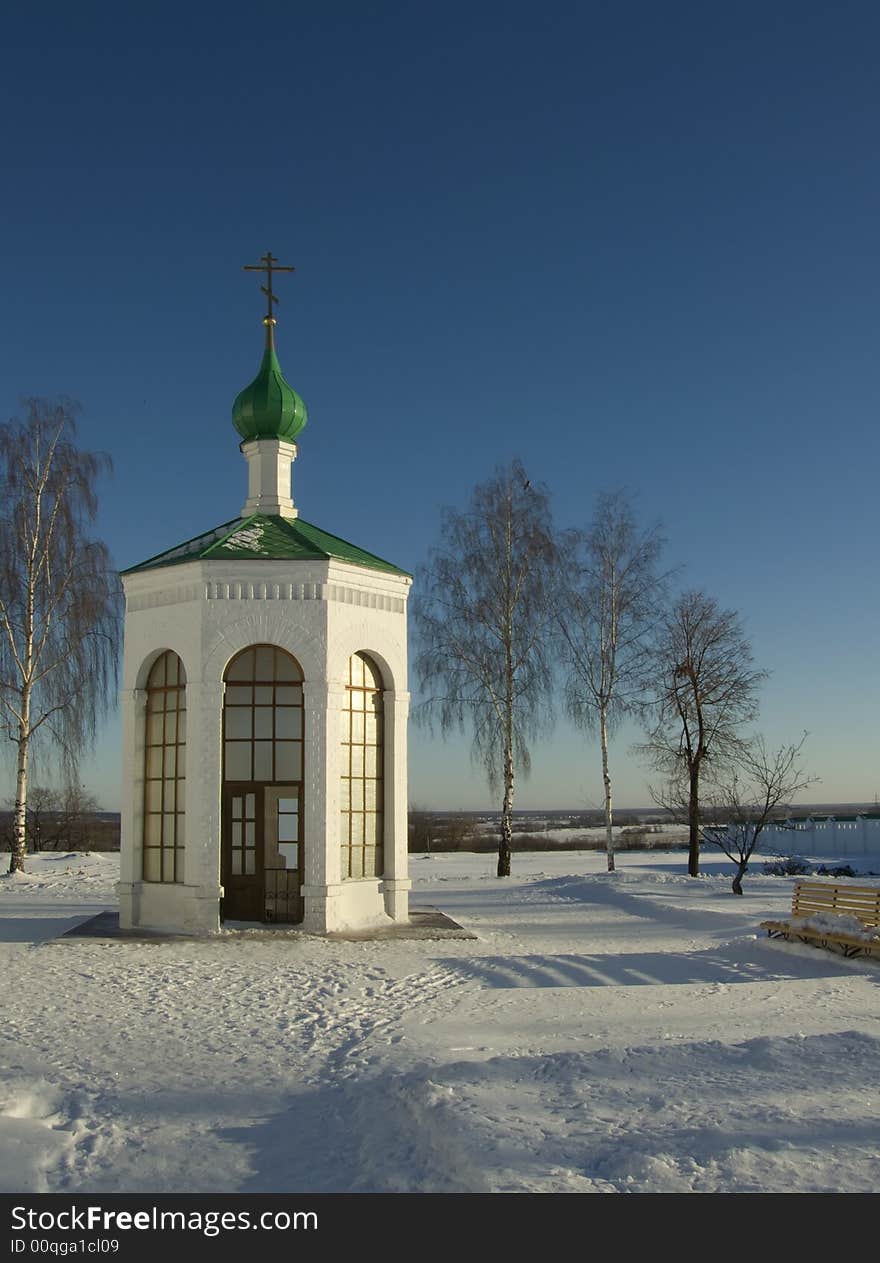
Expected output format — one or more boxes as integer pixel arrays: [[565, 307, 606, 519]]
[[243, 251, 296, 325]]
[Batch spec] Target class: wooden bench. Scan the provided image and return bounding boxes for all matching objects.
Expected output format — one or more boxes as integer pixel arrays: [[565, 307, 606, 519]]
[[761, 880, 880, 960]]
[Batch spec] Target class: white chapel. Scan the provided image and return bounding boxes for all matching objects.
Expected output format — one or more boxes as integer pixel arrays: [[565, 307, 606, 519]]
[[117, 254, 411, 934]]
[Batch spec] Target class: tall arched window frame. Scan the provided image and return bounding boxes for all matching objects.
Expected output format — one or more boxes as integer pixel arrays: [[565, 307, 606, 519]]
[[223, 645, 304, 784], [340, 653, 384, 879], [222, 645, 304, 896], [143, 651, 186, 883]]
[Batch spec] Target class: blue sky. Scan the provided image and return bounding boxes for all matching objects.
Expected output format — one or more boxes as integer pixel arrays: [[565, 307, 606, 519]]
[[1, 2, 877, 810]]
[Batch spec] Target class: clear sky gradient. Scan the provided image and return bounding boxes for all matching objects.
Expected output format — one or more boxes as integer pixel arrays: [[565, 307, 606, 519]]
[[1, 2, 877, 810]]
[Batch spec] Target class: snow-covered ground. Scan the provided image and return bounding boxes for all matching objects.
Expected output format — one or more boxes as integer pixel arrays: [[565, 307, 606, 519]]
[[1, 849, 879, 1194]]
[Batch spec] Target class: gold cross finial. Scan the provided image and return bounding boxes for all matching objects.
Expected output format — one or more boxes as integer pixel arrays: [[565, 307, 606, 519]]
[[243, 251, 296, 344]]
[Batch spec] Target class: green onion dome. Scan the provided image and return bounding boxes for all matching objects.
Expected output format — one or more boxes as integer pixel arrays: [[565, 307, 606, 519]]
[[232, 328, 308, 443]]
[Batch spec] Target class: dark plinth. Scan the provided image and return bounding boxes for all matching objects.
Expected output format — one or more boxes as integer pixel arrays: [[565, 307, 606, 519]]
[[58, 906, 476, 943]]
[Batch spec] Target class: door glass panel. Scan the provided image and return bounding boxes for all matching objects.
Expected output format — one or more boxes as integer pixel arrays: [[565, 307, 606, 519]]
[[278, 814, 298, 843], [245, 851, 256, 875], [278, 842, 299, 869]]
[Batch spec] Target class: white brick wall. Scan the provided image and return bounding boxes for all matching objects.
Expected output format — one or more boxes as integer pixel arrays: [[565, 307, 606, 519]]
[[119, 557, 411, 934]]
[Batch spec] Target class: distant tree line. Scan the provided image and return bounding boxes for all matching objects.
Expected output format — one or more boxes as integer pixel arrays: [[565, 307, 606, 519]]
[[412, 461, 814, 893], [407, 809, 687, 855], [0, 783, 119, 853]]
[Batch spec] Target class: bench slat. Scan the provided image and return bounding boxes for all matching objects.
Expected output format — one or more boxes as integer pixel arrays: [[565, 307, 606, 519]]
[[791, 882, 880, 928], [762, 879, 880, 958], [759, 921, 880, 957]]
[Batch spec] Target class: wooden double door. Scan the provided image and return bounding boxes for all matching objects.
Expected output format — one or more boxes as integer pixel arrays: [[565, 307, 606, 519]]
[[221, 784, 303, 923]]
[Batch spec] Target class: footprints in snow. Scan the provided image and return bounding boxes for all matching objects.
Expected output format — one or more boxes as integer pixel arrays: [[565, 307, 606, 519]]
[[295, 966, 465, 1080]]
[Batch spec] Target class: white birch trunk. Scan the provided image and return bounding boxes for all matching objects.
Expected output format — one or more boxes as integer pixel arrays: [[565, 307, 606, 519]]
[[10, 690, 30, 873], [600, 704, 614, 873]]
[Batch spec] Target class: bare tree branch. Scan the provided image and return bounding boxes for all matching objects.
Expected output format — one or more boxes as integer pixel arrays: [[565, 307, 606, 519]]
[[701, 733, 818, 893], [635, 589, 767, 876]]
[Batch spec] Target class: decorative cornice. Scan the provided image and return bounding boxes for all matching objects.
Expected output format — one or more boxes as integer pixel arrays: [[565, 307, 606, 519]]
[[127, 580, 406, 613]]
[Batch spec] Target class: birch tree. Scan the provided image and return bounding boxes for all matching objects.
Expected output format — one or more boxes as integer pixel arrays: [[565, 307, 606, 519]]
[[556, 491, 666, 871], [639, 590, 766, 876], [413, 460, 558, 876], [0, 398, 122, 873]]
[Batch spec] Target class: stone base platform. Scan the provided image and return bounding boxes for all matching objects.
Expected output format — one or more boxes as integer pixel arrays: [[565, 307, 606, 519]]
[[58, 906, 477, 943]]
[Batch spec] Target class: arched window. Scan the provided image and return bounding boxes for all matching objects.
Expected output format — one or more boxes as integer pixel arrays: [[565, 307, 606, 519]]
[[222, 645, 304, 912], [340, 653, 384, 879], [223, 645, 303, 783], [143, 651, 186, 882]]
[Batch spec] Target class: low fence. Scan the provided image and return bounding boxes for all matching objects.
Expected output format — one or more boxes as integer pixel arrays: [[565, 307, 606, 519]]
[[752, 815, 880, 857]]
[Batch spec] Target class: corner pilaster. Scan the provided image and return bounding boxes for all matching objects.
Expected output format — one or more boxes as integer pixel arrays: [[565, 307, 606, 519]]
[[382, 689, 411, 920], [118, 687, 147, 928], [183, 680, 226, 917], [301, 679, 347, 931]]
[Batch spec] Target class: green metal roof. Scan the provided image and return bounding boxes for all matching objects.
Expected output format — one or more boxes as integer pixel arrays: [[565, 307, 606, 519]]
[[122, 513, 410, 577], [232, 342, 307, 443]]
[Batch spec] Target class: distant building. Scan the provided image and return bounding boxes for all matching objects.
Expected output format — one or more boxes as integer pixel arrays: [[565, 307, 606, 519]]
[[118, 256, 411, 934]]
